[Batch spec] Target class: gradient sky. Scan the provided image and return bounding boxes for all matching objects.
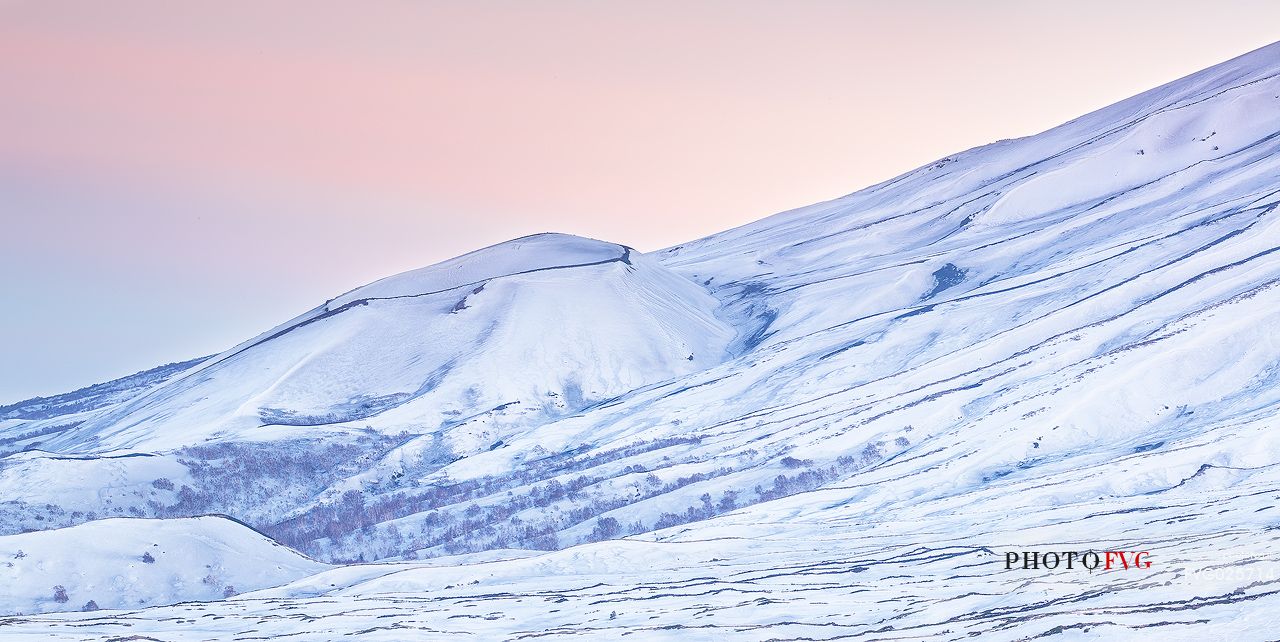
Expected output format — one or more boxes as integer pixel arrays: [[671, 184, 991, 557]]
[[2, 1, 1279, 403]]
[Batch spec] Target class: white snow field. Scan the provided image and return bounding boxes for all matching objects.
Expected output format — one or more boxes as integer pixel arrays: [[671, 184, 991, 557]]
[[0, 516, 326, 615], [2, 42, 1280, 639]]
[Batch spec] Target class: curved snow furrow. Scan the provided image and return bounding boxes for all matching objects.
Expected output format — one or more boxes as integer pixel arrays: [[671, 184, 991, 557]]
[[722, 205, 1247, 361], [949, 71, 1280, 209], [665, 61, 1274, 274], [837, 176, 1271, 325], [127, 245, 637, 405]]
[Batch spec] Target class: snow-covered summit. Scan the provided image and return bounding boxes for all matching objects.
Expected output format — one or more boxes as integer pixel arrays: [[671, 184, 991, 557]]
[[31, 232, 733, 452], [329, 232, 630, 306]]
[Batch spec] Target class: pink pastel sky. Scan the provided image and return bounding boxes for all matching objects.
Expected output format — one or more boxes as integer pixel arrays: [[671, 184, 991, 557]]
[[2, 0, 1279, 402]]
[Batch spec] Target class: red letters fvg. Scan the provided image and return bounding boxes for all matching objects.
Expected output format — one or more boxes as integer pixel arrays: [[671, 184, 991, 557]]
[[1003, 551, 1151, 570]]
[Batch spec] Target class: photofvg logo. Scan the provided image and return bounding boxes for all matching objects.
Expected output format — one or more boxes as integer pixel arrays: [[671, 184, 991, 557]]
[[1005, 550, 1151, 571]]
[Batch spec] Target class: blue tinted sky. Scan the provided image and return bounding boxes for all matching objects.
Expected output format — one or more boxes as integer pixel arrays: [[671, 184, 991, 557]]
[[3, 0, 1279, 402]]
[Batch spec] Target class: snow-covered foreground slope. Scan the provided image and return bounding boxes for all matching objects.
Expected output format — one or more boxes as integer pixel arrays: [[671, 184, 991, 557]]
[[0, 516, 326, 615], [5, 483, 1280, 639], [2, 41, 1280, 639]]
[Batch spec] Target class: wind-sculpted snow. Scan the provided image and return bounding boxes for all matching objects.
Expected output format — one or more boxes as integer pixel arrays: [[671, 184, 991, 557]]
[[2, 42, 1280, 638]]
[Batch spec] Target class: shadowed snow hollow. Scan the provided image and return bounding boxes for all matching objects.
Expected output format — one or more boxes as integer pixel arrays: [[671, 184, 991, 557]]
[[63, 233, 734, 451]]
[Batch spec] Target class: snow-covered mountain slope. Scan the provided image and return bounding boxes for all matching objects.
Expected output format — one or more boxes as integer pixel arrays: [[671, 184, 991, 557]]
[[23, 233, 733, 453], [0, 357, 208, 459], [1, 41, 1280, 639], [0, 357, 208, 423], [0, 516, 326, 615]]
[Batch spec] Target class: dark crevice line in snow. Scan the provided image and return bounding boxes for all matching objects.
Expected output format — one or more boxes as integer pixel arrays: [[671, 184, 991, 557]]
[[758, 192, 1274, 354], [94, 247, 636, 421], [968, 71, 1280, 199], [695, 211, 1280, 460]]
